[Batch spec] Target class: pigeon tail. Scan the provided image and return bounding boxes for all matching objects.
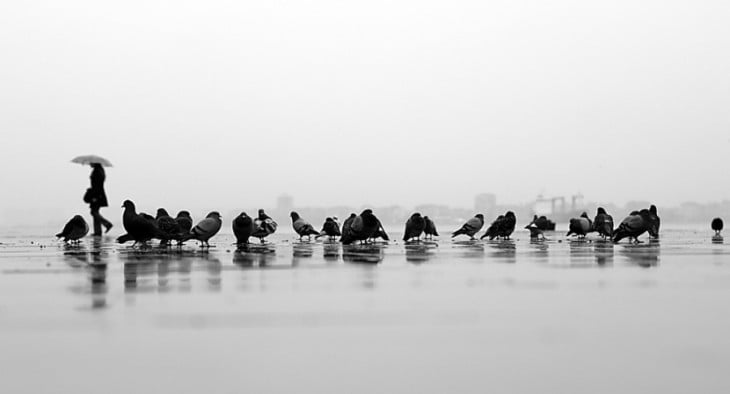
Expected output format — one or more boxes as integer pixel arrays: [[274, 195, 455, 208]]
[[117, 233, 133, 244]]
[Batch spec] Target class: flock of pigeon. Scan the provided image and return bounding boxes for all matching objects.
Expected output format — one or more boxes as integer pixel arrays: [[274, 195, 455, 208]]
[[55, 200, 726, 247]]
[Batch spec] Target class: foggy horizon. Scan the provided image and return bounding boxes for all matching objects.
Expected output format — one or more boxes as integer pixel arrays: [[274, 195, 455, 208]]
[[1, 1, 729, 227]]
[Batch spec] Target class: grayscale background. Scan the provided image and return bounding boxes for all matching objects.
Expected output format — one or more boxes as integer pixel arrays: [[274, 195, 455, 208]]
[[1, 0, 729, 228]]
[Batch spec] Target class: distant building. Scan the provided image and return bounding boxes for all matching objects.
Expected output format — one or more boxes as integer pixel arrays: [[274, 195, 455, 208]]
[[474, 193, 497, 214]]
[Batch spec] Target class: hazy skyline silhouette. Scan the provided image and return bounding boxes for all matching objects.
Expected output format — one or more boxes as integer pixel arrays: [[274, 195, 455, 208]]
[[1, 1, 729, 227]]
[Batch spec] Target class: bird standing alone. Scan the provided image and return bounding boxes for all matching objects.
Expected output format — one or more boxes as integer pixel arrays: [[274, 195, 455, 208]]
[[452, 214, 485, 240], [403, 213, 426, 242], [712, 218, 723, 237], [56, 215, 89, 243], [290, 211, 320, 241]]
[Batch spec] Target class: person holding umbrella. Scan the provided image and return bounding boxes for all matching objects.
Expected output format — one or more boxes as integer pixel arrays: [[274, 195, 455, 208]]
[[73, 155, 113, 236]]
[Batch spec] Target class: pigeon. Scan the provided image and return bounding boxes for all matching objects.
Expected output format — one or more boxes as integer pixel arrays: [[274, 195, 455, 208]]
[[403, 212, 426, 242], [232, 212, 255, 245], [56, 215, 89, 243], [252, 209, 278, 243], [341, 213, 357, 239], [648, 205, 660, 238], [499, 211, 516, 239], [182, 211, 222, 247], [372, 217, 390, 242], [593, 207, 614, 239], [290, 211, 320, 241], [341, 209, 380, 245], [481, 215, 504, 240], [525, 215, 551, 230], [526, 225, 544, 239], [712, 217, 723, 236], [118, 200, 165, 245], [566, 212, 593, 238], [452, 214, 485, 239], [613, 209, 653, 243], [155, 208, 183, 245], [175, 211, 193, 234], [525, 215, 539, 229], [423, 216, 439, 240], [480, 212, 515, 240], [316, 217, 342, 240]]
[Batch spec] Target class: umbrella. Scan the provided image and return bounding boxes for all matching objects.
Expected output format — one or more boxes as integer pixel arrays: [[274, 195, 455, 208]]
[[70, 155, 113, 167]]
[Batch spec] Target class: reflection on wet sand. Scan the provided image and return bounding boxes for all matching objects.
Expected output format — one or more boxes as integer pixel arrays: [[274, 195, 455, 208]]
[[568, 239, 594, 266], [619, 241, 660, 268], [62, 243, 88, 268], [88, 237, 108, 309], [292, 242, 314, 266], [452, 240, 484, 259], [322, 242, 340, 261], [528, 239, 549, 261], [404, 241, 438, 263], [233, 244, 277, 268], [593, 240, 614, 266], [203, 253, 222, 291], [342, 245, 384, 264], [487, 240, 516, 263]]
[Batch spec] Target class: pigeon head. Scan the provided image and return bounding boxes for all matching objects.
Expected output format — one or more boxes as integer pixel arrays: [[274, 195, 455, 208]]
[[258, 209, 267, 219], [72, 214, 84, 221], [597, 207, 607, 215], [156, 208, 169, 219], [325, 217, 334, 223], [412, 212, 422, 218], [649, 205, 658, 215], [176, 211, 191, 218], [349, 213, 356, 218], [122, 200, 135, 209], [361, 209, 373, 216], [505, 211, 515, 218], [238, 212, 249, 218], [206, 211, 222, 219], [290, 211, 300, 220], [475, 214, 484, 220]]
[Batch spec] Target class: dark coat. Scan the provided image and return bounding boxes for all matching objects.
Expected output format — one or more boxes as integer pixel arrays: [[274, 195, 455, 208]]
[[88, 165, 108, 208]]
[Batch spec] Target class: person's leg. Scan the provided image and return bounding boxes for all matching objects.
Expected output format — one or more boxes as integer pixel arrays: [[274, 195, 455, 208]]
[[91, 206, 102, 236], [99, 210, 113, 233]]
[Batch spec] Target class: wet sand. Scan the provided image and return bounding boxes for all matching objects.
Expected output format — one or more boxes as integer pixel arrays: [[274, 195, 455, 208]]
[[1, 228, 729, 393]]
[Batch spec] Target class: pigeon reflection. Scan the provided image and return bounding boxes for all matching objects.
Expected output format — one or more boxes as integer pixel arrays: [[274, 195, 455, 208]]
[[233, 244, 276, 268], [487, 240, 516, 263], [619, 242, 660, 268], [322, 242, 341, 262], [63, 237, 110, 309], [404, 242, 437, 263], [452, 240, 484, 258], [62, 243, 88, 268], [528, 238, 549, 261], [568, 239, 593, 266], [203, 254, 222, 291], [119, 248, 198, 292], [342, 244, 384, 264], [292, 242, 314, 266], [593, 240, 614, 266]]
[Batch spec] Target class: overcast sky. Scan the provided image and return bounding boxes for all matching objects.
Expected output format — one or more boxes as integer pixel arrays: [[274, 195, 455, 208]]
[[1, 0, 729, 226]]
